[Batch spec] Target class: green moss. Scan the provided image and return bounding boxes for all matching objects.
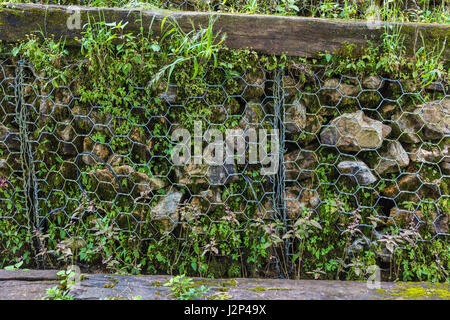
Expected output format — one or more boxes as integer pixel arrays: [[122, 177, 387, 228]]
[[248, 286, 291, 292], [219, 279, 237, 287], [0, 6, 26, 19], [153, 281, 162, 287], [103, 277, 118, 288], [208, 292, 232, 300], [104, 296, 126, 300], [248, 286, 267, 292], [381, 283, 450, 300]]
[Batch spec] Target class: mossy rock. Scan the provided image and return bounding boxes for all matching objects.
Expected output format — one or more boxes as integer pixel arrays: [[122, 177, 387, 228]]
[[377, 282, 450, 300]]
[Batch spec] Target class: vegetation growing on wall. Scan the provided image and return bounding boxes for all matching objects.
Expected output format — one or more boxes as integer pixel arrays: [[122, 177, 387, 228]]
[[4, 0, 450, 24], [0, 7, 449, 283]]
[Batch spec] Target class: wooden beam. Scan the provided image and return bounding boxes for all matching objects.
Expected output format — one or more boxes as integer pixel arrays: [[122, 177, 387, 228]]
[[1, 3, 449, 59]]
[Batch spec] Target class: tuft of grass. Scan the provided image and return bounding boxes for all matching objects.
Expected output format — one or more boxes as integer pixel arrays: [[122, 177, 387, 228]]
[[148, 14, 225, 88]]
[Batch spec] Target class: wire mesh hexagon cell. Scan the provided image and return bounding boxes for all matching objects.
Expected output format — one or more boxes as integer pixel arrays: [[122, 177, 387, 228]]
[[0, 50, 448, 280]]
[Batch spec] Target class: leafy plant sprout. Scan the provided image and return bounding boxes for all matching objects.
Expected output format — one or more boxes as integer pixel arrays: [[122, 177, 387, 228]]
[[163, 274, 210, 300], [148, 14, 225, 88]]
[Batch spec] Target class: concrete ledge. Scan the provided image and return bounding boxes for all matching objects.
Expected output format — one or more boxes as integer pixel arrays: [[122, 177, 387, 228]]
[[0, 269, 60, 281], [1, 270, 448, 300]]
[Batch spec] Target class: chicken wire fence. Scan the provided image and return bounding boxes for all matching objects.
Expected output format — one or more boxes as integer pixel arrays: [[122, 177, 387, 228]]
[[0, 54, 448, 278]]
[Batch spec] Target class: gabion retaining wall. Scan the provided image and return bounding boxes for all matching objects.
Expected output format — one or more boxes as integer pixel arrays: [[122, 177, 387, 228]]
[[0, 51, 448, 280]]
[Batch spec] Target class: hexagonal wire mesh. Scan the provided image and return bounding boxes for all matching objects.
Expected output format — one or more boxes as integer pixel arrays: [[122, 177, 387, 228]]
[[0, 58, 38, 264], [0, 53, 448, 279], [281, 69, 449, 278]]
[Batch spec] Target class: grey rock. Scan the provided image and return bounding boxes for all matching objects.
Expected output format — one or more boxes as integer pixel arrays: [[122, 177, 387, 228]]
[[285, 186, 302, 219], [320, 111, 391, 151], [0, 125, 20, 151], [433, 213, 449, 234], [239, 103, 265, 128], [392, 98, 449, 143], [57, 121, 78, 155], [441, 144, 450, 174], [285, 186, 320, 219], [151, 190, 183, 230], [282, 75, 303, 99], [0, 158, 7, 170], [190, 188, 222, 213], [177, 163, 236, 186], [241, 70, 265, 102], [68, 274, 448, 300], [375, 141, 409, 175], [82, 137, 110, 166], [424, 82, 445, 92], [132, 172, 166, 195], [419, 99, 449, 140], [0, 270, 60, 300], [71, 104, 93, 134], [362, 76, 382, 89], [39, 97, 52, 119], [284, 149, 319, 181], [321, 79, 360, 103], [58, 121, 75, 142], [159, 85, 178, 104], [285, 98, 306, 134], [87, 167, 117, 200], [409, 146, 443, 163], [208, 164, 236, 185], [391, 112, 422, 143], [87, 165, 165, 199], [337, 161, 377, 185], [441, 162, 450, 175]]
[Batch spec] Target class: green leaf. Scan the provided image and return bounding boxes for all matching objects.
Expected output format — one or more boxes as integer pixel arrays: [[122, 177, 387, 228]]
[[192, 57, 199, 79], [151, 43, 160, 52]]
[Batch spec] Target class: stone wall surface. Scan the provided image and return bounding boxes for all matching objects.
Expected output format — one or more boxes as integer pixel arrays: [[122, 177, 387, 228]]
[[0, 51, 448, 280]]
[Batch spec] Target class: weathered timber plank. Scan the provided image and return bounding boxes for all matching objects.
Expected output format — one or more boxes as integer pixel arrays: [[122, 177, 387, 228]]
[[0, 3, 449, 59]]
